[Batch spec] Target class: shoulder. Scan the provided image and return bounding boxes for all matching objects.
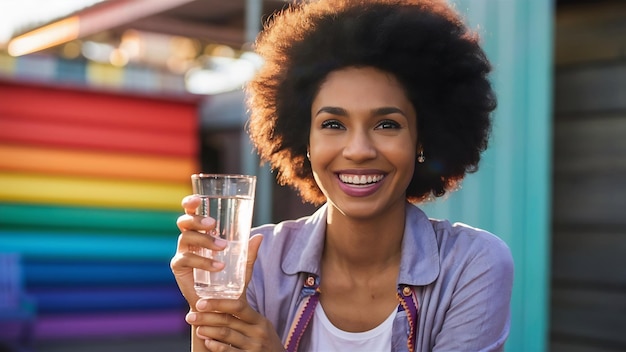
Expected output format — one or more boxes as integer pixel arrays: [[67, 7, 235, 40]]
[[433, 219, 512, 260], [429, 218, 514, 284]]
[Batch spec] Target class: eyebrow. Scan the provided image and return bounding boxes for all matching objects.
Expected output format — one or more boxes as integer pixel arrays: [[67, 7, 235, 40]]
[[315, 106, 346, 116], [315, 106, 407, 117]]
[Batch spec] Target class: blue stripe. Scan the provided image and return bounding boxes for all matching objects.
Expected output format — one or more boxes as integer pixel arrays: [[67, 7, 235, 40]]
[[24, 259, 175, 287], [0, 230, 175, 260], [30, 286, 185, 313]]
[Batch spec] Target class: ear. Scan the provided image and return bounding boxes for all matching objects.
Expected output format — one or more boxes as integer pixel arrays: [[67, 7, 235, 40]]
[[417, 146, 425, 163]]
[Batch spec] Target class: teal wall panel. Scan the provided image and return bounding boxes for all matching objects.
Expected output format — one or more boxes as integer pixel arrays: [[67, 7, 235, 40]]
[[422, 1, 553, 351]]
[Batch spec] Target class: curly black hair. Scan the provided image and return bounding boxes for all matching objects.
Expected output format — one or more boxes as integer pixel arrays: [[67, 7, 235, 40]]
[[246, 0, 496, 205]]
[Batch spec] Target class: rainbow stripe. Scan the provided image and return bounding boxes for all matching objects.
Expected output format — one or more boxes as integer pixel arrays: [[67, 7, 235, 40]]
[[0, 78, 199, 341]]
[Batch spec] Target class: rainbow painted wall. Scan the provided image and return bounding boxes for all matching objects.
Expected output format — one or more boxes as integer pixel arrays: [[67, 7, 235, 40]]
[[0, 77, 199, 340]]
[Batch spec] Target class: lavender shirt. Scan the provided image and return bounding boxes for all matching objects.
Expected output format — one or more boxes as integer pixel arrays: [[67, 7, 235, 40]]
[[247, 203, 514, 351]]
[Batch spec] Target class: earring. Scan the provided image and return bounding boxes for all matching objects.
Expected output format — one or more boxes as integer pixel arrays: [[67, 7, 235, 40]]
[[306, 151, 310, 160], [417, 149, 425, 163]]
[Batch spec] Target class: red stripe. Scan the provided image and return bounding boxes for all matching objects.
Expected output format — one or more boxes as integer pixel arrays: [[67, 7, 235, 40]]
[[0, 118, 196, 157], [0, 80, 198, 134]]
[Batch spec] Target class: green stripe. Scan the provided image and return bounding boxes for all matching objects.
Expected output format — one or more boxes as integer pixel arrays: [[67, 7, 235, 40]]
[[0, 203, 179, 235]]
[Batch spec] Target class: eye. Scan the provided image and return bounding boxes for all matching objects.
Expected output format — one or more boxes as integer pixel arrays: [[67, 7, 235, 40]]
[[321, 120, 345, 129], [376, 119, 401, 129]]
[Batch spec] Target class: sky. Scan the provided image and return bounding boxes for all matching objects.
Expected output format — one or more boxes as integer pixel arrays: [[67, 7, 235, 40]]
[[0, 0, 105, 45]]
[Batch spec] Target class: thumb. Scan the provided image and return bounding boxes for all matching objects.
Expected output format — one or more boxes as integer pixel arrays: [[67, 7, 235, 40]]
[[245, 234, 263, 286]]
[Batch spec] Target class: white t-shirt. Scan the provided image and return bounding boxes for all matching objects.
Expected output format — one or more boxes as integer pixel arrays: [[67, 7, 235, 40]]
[[307, 303, 396, 352]]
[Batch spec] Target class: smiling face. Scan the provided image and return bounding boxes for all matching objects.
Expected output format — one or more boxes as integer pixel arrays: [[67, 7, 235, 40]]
[[309, 66, 419, 220]]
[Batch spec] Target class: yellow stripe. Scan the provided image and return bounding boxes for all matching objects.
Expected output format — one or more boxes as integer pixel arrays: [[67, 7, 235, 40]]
[[0, 143, 196, 182], [0, 53, 17, 75], [0, 172, 190, 211], [86, 62, 124, 87]]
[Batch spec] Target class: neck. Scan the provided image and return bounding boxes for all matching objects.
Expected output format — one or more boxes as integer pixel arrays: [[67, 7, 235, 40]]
[[323, 201, 406, 275]]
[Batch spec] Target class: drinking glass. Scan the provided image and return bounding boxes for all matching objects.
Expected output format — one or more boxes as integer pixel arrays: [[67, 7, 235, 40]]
[[190, 173, 256, 299]]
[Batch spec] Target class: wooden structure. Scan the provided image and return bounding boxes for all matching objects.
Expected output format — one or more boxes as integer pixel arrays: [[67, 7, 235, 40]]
[[551, 2, 626, 350]]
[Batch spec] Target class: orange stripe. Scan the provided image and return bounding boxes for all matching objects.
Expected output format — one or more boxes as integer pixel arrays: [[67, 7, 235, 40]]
[[0, 143, 197, 182]]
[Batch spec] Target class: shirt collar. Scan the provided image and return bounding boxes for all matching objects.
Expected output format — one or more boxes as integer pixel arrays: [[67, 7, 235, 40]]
[[282, 204, 328, 276], [398, 203, 440, 286], [282, 202, 440, 286]]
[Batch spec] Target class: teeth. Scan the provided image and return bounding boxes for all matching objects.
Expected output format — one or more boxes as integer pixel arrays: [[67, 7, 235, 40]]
[[339, 174, 384, 185]]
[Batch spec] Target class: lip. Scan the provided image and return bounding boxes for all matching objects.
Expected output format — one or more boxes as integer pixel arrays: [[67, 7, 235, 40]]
[[336, 170, 386, 197]]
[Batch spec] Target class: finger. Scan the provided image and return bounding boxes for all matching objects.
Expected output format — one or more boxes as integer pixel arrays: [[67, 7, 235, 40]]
[[171, 232, 228, 310], [175, 230, 227, 255], [179, 195, 209, 232], [196, 325, 250, 351], [191, 312, 246, 350], [204, 337, 243, 352], [189, 311, 251, 351], [187, 311, 250, 333], [182, 195, 202, 215], [169, 254, 200, 310], [196, 298, 262, 325], [177, 212, 217, 233], [171, 246, 225, 274], [170, 250, 225, 309]]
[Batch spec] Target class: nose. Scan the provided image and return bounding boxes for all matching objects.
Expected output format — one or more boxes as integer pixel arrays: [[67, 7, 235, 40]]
[[342, 128, 376, 161]]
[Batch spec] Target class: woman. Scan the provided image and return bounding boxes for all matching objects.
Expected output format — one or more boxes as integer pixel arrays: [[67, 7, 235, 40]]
[[171, 0, 514, 351]]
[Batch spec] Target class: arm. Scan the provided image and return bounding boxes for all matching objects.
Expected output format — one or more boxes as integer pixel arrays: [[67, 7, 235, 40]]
[[433, 240, 514, 352]]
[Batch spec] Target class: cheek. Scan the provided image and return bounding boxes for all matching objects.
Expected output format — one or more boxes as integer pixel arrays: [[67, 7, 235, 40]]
[[396, 150, 417, 173], [308, 131, 339, 163], [384, 141, 416, 179], [310, 159, 331, 199], [384, 138, 416, 162]]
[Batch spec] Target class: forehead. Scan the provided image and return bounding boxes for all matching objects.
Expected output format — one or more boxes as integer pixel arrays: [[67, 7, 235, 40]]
[[312, 66, 414, 114]]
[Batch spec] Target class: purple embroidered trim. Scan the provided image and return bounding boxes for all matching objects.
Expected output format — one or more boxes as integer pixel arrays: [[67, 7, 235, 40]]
[[397, 286, 419, 352], [284, 278, 419, 352], [285, 275, 320, 352]]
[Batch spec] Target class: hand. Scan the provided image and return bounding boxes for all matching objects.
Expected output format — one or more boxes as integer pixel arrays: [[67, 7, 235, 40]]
[[170, 195, 229, 310], [186, 235, 285, 352]]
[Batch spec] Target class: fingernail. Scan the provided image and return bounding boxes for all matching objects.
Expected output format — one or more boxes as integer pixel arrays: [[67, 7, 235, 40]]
[[196, 329, 209, 340], [212, 261, 225, 269], [201, 217, 215, 227], [197, 299, 207, 310], [186, 312, 197, 323], [214, 237, 228, 248]]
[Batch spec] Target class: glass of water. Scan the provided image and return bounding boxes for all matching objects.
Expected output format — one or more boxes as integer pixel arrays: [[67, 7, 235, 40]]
[[190, 173, 256, 299]]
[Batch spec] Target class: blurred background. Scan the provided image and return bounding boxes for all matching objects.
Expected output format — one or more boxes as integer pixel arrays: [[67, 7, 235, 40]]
[[0, 0, 623, 351]]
